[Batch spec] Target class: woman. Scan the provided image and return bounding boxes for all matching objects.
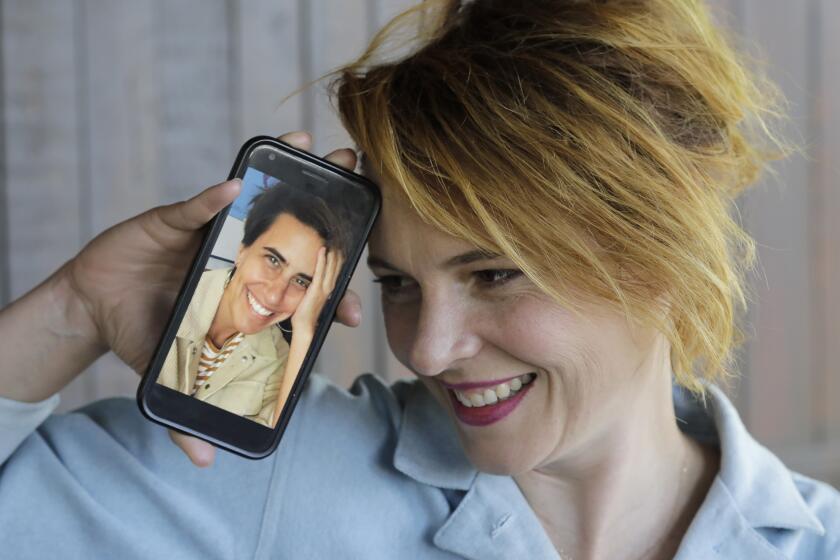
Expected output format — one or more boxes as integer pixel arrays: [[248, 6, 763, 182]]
[[156, 184, 344, 427], [0, 1, 838, 559]]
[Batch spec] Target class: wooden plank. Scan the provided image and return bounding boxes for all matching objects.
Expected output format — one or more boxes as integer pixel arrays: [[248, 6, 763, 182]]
[[739, 0, 815, 446], [157, 0, 235, 205], [233, 0, 304, 142], [0, 0, 7, 307], [814, 0, 840, 448], [0, 0, 94, 410], [74, 0, 163, 404], [1, 0, 84, 298]]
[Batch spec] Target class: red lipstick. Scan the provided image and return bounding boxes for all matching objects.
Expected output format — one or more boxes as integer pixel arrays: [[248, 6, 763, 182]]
[[445, 375, 535, 427]]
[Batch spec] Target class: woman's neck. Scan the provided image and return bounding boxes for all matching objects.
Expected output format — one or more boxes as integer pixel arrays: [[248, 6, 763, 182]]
[[207, 287, 238, 348], [514, 354, 720, 560]]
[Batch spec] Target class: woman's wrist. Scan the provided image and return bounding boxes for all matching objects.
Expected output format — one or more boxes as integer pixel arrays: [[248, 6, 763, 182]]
[[50, 261, 108, 351], [0, 261, 107, 402]]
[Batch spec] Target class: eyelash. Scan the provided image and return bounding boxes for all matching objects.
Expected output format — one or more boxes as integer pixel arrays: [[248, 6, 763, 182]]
[[265, 254, 310, 289], [372, 269, 523, 293]]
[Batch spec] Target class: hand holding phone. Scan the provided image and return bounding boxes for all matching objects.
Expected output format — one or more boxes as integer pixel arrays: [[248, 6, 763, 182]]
[[59, 132, 365, 466], [138, 134, 380, 460]]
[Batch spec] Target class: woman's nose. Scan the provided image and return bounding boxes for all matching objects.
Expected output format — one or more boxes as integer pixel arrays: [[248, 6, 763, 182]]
[[262, 275, 291, 308], [408, 295, 482, 378]]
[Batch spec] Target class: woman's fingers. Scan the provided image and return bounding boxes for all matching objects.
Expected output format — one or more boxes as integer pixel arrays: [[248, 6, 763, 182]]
[[324, 148, 357, 171], [168, 429, 217, 468], [156, 180, 242, 232], [324, 251, 343, 293], [311, 247, 327, 292], [276, 130, 355, 170], [334, 289, 361, 327], [276, 131, 312, 151]]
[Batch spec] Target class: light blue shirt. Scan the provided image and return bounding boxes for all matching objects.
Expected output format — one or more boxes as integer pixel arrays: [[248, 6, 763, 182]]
[[0, 374, 837, 559]]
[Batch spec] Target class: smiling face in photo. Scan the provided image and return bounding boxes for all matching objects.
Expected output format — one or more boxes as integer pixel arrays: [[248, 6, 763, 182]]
[[227, 213, 324, 335]]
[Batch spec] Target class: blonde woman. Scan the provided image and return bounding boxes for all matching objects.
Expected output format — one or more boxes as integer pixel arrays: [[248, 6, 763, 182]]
[[0, 2, 837, 559]]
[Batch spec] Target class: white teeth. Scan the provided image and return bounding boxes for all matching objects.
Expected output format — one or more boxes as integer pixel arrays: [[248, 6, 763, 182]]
[[453, 374, 536, 409], [496, 383, 511, 399], [247, 291, 273, 317]]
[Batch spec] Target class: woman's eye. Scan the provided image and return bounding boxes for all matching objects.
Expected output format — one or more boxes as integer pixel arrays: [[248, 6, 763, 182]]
[[372, 275, 417, 297], [473, 269, 522, 286], [294, 277, 311, 289], [265, 254, 280, 267]]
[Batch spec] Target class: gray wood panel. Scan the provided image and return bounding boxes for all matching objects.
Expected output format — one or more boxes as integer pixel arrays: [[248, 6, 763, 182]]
[[739, 0, 815, 446], [233, 0, 304, 142], [815, 0, 840, 443], [1, 0, 94, 408], [158, 0, 235, 204], [76, 0, 163, 406]]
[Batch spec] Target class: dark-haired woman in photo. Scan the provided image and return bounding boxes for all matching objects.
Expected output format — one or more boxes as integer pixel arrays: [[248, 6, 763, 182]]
[[157, 185, 344, 427]]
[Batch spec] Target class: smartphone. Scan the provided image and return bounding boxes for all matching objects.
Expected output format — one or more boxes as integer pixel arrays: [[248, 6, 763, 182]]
[[137, 136, 380, 459]]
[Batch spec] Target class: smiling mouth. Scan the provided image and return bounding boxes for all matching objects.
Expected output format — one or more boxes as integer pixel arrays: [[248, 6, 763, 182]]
[[246, 289, 275, 318], [449, 373, 537, 407]]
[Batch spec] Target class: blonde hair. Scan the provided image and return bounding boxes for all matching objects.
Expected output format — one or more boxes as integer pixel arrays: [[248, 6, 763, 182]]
[[332, 0, 785, 398]]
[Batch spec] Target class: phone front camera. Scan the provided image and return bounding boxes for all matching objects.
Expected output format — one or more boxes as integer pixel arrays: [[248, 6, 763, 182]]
[[268, 153, 277, 161]]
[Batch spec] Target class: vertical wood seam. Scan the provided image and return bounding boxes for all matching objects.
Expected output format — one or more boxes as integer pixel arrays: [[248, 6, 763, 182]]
[[298, 0, 313, 137], [0, 0, 8, 306], [227, 0, 243, 145]]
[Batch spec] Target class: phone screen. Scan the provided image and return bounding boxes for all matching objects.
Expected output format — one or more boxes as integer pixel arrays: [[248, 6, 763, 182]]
[[153, 145, 373, 430]]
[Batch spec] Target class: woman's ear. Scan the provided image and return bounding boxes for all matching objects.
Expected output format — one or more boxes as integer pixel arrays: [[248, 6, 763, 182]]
[[235, 243, 246, 267]]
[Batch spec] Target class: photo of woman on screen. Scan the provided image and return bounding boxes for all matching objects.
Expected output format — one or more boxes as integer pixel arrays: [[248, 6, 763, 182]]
[[157, 183, 346, 427]]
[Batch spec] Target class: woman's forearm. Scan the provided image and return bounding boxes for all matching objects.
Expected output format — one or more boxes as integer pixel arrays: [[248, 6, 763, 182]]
[[271, 332, 312, 426], [0, 263, 106, 402]]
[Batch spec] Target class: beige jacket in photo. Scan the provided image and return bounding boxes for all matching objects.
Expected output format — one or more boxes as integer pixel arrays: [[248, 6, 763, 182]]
[[156, 268, 291, 427]]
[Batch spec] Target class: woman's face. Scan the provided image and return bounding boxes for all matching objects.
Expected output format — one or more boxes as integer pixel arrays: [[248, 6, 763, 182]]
[[227, 213, 323, 335], [367, 189, 667, 475]]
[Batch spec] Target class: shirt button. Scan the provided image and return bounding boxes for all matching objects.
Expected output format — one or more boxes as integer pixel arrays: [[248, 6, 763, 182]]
[[191, 348, 196, 355], [205, 384, 210, 389], [241, 356, 248, 362]]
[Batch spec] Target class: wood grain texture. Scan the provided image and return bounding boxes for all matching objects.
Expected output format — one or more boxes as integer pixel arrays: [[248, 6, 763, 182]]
[[157, 0, 235, 204], [814, 0, 840, 442], [0, 0, 95, 409], [739, 0, 815, 447], [75, 0, 163, 406], [233, 0, 304, 142]]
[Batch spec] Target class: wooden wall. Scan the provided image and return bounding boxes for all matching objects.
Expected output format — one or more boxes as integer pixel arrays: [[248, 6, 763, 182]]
[[1, 0, 837, 485]]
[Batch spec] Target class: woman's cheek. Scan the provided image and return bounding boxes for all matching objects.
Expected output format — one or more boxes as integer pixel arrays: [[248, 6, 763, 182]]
[[382, 301, 419, 368]]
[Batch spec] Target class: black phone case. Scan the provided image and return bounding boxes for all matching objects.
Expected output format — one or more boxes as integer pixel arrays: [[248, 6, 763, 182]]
[[136, 136, 380, 459]]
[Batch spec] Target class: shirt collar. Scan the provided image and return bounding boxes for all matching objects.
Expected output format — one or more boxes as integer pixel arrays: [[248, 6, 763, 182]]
[[393, 379, 825, 559], [674, 382, 825, 550]]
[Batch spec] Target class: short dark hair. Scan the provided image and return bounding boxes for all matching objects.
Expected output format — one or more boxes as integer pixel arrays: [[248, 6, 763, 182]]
[[242, 185, 349, 257]]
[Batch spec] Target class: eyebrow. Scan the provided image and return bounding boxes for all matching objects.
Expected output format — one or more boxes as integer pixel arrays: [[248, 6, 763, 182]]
[[367, 249, 502, 273], [264, 247, 313, 283]]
